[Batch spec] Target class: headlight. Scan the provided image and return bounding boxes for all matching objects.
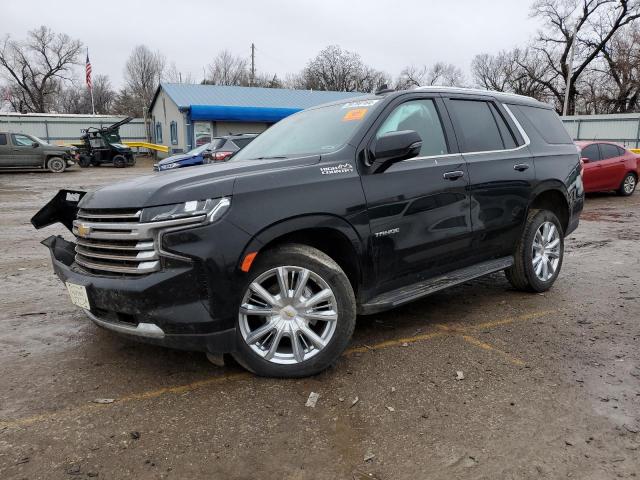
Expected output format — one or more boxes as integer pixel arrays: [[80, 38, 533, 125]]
[[160, 162, 180, 170], [140, 197, 231, 223]]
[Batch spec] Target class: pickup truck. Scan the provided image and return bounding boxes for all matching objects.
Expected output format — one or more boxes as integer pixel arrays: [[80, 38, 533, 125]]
[[32, 87, 584, 377], [0, 132, 75, 172]]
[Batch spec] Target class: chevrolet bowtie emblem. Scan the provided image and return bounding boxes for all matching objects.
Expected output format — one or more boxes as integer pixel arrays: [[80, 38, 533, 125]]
[[77, 224, 92, 237]]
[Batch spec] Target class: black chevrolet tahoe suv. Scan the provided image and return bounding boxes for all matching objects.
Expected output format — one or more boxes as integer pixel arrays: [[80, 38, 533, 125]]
[[32, 87, 584, 377]]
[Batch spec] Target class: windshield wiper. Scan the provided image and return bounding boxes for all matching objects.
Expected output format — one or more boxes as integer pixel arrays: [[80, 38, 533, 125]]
[[254, 155, 288, 160]]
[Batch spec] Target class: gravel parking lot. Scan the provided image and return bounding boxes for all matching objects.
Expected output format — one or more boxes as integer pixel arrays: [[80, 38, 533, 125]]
[[1, 159, 639, 479]]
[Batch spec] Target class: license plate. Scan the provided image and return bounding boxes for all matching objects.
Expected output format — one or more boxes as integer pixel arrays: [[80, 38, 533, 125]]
[[66, 282, 90, 310]]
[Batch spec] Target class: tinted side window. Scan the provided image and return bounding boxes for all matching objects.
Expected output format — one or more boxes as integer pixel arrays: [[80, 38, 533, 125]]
[[489, 103, 517, 149], [0, 133, 6, 145], [617, 146, 626, 156], [600, 143, 621, 160], [517, 105, 572, 144], [231, 138, 254, 149], [581, 144, 600, 161], [448, 100, 504, 152], [376, 99, 448, 156]]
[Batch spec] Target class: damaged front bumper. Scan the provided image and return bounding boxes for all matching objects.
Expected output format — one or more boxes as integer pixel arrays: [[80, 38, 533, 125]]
[[39, 235, 236, 354]]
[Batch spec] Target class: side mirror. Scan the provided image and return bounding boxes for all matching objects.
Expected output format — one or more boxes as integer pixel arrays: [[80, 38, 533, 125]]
[[580, 156, 590, 163], [370, 130, 422, 174], [32, 142, 40, 148]]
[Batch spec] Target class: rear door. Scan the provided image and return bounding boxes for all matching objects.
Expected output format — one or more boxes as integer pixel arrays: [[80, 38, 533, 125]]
[[598, 143, 627, 190], [11, 133, 41, 167], [359, 94, 472, 294], [443, 96, 533, 262], [0, 133, 12, 166]]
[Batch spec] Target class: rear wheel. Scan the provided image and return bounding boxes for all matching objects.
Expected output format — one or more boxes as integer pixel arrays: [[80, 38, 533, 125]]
[[46, 156, 66, 173], [78, 155, 91, 168], [113, 155, 126, 168], [618, 173, 636, 196], [505, 209, 564, 292], [232, 244, 356, 377]]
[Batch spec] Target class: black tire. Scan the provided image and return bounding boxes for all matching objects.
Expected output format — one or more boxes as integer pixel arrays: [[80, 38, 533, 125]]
[[78, 155, 91, 168], [128, 156, 136, 167], [617, 172, 636, 196], [505, 209, 564, 293], [113, 155, 126, 168], [231, 244, 356, 378], [46, 156, 66, 173]]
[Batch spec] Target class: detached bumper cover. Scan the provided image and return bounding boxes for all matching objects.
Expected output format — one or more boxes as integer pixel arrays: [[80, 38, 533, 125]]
[[42, 235, 236, 353]]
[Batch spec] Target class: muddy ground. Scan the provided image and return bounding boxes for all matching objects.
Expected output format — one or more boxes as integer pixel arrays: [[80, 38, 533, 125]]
[[0, 158, 638, 479]]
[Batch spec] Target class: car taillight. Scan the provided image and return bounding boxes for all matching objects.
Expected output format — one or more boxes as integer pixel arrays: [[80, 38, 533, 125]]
[[213, 151, 233, 162]]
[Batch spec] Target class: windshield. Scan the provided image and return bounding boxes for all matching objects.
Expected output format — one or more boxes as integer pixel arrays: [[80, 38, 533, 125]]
[[232, 99, 380, 160], [188, 139, 223, 155], [30, 135, 52, 146], [105, 133, 122, 143]]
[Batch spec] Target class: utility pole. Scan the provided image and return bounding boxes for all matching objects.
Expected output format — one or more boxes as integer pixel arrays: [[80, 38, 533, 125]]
[[250, 43, 255, 86], [562, 22, 579, 117]]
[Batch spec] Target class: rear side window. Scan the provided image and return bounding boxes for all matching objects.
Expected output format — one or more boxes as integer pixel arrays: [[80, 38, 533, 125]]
[[600, 143, 621, 160], [0, 133, 6, 145], [489, 103, 517, 149], [581, 144, 600, 161], [517, 105, 572, 145], [231, 137, 254, 149], [617, 146, 626, 156], [448, 100, 504, 152]]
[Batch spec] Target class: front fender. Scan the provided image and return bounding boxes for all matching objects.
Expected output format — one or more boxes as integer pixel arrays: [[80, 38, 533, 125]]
[[234, 214, 364, 269]]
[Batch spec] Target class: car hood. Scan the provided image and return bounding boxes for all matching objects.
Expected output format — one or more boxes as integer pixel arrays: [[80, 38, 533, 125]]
[[80, 155, 320, 209], [158, 153, 196, 165]]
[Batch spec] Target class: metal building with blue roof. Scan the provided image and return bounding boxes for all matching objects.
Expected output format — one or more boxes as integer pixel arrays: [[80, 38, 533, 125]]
[[149, 83, 363, 156]]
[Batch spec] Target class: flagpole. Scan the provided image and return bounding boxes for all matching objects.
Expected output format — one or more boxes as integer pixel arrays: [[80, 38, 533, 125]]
[[87, 48, 95, 115]]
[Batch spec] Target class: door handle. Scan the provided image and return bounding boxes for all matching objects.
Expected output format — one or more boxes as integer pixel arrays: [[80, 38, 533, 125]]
[[443, 170, 464, 180], [513, 163, 530, 172]]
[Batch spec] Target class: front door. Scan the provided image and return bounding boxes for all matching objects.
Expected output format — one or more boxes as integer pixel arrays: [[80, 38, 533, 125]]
[[11, 133, 41, 167], [580, 143, 602, 192], [443, 96, 535, 261], [359, 95, 472, 295]]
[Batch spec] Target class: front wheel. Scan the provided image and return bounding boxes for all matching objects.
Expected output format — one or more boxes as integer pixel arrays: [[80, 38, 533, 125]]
[[113, 155, 126, 168], [505, 209, 564, 292], [46, 156, 66, 173], [618, 173, 636, 196], [232, 244, 356, 378]]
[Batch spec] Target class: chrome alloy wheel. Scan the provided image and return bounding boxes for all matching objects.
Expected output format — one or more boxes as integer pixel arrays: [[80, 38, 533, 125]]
[[623, 175, 636, 194], [238, 266, 339, 365], [532, 221, 561, 282]]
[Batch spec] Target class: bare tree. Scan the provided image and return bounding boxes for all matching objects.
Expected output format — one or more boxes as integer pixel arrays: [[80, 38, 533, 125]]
[[396, 62, 465, 89], [56, 74, 115, 114], [123, 45, 165, 116], [165, 62, 194, 84], [472, 49, 553, 101], [0, 26, 82, 113], [529, 0, 640, 114], [205, 50, 249, 86], [297, 45, 389, 93]]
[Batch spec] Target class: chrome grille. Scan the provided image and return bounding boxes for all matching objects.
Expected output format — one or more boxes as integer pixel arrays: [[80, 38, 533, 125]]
[[74, 208, 159, 275], [72, 208, 206, 276]]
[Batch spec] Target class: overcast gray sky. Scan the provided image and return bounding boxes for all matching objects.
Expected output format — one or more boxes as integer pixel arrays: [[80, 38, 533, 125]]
[[3, 0, 541, 88]]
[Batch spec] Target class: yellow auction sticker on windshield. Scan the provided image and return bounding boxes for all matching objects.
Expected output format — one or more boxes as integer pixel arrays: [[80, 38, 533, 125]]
[[342, 108, 368, 122]]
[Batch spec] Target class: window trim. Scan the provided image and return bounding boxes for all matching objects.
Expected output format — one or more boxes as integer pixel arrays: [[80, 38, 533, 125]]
[[368, 101, 531, 165], [155, 121, 163, 144], [169, 121, 178, 145], [363, 95, 455, 167]]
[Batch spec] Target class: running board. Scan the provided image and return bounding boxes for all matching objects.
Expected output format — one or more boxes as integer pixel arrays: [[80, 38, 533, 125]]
[[359, 256, 514, 315]]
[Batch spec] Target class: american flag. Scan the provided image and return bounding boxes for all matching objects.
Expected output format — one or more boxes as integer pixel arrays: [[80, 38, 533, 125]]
[[85, 51, 92, 90]]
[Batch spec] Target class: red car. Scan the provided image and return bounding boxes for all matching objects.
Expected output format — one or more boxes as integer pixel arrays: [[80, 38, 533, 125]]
[[576, 141, 639, 196]]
